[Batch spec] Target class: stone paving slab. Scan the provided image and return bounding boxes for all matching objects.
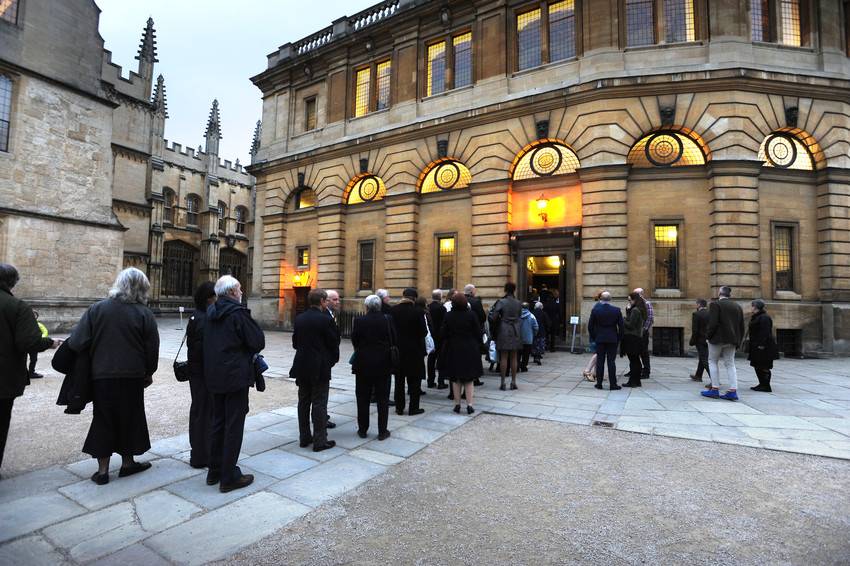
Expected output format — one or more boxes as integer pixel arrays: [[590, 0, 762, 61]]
[[0, 535, 69, 566], [91, 543, 170, 566], [268, 454, 387, 508], [238, 449, 317, 480], [0, 466, 80, 505], [145, 491, 311, 565], [164, 470, 276, 510], [0, 491, 86, 543]]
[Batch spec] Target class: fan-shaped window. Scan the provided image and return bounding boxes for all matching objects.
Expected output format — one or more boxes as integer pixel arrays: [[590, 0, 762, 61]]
[[217, 201, 227, 232], [186, 194, 201, 226], [162, 188, 176, 224], [418, 159, 472, 194], [511, 140, 580, 181], [628, 131, 707, 167], [757, 132, 813, 170], [344, 174, 387, 205], [294, 188, 317, 210], [235, 206, 248, 234]]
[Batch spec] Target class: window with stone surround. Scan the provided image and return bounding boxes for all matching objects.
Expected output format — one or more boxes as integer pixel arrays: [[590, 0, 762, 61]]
[[294, 188, 317, 210], [664, 0, 695, 43], [653, 223, 680, 289], [304, 96, 317, 131], [217, 201, 227, 232], [622, 0, 702, 47], [162, 240, 198, 297], [354, 67, 371, 118], [749, 0, 810, 46], [418, 159, 472, 193], [344, 174, 386, 205], [296, 246, 310, 270], [425, 30, 472, 97], [186, 194, 201, 226], [514, 2, 579, 72], [0, 75, 11, 152], [436, 234, 456, 290], [628, 131, 707, 167], [163, 188, 176, 224], [358, 240, 375, 291], [453, 33, 472, 88], [1, 0, 18, 24], [353, 59, 392, 117], [517, 8, 542, 70], [511, 140, 580, 181], [757, 131, 814, 170], [773, 223, 796, 292], [235, 206, 247, 234], [625, 0, 655, 46]]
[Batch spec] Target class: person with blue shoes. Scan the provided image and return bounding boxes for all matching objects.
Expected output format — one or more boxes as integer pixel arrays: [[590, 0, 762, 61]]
[[701, 285, 745, 401]]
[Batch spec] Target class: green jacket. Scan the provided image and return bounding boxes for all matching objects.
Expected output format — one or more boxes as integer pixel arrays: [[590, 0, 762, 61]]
[[623, 306, 646, 338], [0, 288, 54, 398]]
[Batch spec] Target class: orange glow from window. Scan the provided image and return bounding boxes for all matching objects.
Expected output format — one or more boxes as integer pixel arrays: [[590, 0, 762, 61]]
[[511, 186, 582, 231]]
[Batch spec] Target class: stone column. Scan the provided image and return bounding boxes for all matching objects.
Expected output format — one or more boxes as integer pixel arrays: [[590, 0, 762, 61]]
[[578, 165, 630, 299], [707, 161, 762, 298], [383, 193, 418, 297], [316, 204, 346, 293], [200, 208, 220, 283], [816, 168, 850, 303], [147, 192, 165, 307], [470, 183, 511, 302]]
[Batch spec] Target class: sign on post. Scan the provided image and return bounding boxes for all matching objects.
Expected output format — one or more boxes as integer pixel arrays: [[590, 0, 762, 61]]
[[177, 306, 185, 330], [569, 315, 580, 353]]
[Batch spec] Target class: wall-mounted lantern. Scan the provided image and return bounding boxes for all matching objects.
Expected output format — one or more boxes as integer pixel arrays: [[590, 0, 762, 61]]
[[536, 193, 549, 223]]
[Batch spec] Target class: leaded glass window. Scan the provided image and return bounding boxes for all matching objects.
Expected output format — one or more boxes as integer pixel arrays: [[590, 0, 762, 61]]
[[626, 0, 656, 47], [654, 224, 680, 289], [296, 246, 309, 269], [354, 67, 371, 118], [751, 0, 770, 41], [235, 206, 247, 234], [220, 249, 246, 283], [419, 159, 472, 193], [163, 241, 198, 297], [186, 195, 201, 226], [437, 236, 456, 290], [453, 33, 472, 89], [774, 225, 794, 291], [628, 131, 706, 167], [359, 241, 375, 290], [757, 132, 813, 170], [549, 1, 576, 61], [0, 75, 11, 152], [512, 141, 581, 181], [664, 0, 695, 43], [517, 8, 542, 70], [1, 0, 18, 24], [163, 189, 175, 224], [427, 41, 447, 96], [218, 201, 227, 232], [376, 60, 391, 110], [345, 174, 387, 205], [779, 0, 801, 46]]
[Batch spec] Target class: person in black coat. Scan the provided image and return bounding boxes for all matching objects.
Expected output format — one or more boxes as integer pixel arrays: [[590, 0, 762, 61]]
[[390, 288, 427, 415], [0, 264, 58, 477], [426, 290, 445, 389], [351, 295, 394, 440], [747, 300, 779, 393], [185, 281, 216, 469], [689, 299, 710, 382], [291, 289, 340, 452], [439, 293, 482, 414], [464, 284, 486, 386], [204, 275, 265, 492], [587, 291, 624, 390], [531, 303, 550, 366], [67, 268, 159, 485]]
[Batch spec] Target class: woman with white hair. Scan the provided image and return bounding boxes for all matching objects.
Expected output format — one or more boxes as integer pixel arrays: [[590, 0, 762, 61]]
[[67, 267, 160, 485], [350, 294, 393, 440]]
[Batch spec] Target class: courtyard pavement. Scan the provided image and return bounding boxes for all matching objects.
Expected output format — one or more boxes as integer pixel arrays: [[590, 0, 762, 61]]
[[1, 319, 848, 564]]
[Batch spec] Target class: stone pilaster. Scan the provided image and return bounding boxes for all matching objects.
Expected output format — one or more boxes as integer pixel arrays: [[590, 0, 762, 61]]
[[147, 192, 165, 305], [470, 184, 510, 302], [316, 204, 346, 293], [200, 208, 220, 282], [578, 165, 630, 299], [707, 161, 762, 298], [383, 194, 418, 296], [816, 168, 850, 303]]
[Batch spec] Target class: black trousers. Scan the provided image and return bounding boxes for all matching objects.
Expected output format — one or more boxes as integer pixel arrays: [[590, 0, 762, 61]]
[[209, 387, 248, 485], [754, 368, 772, 386], [520, 344, 532, 370], [356, 374, 390, 434], [639, 331, 651, 376], [188, 375, 212, 467], [394, 368, 421, 414], [595, 342, 618, 387], [28, 352, 38, 374], [427, 350, 439, 385], [547, 325, 558, 352], [694, 342, 710, 379], [0, 397, 13, 471], [298, 378, 330, 445], [626, 352, 643, 385]]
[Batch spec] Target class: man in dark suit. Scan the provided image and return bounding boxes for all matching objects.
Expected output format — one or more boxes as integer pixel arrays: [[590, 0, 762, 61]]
[[323, 290, 342, 428], [291, 289, 340, 451], [426, 289, 445, 389], [390, 287, 427, 415], [703, 286, 744, 401], [464, 284, 486, 386], [689, 298, 710, 382], [587, 291, 624, 390], [543, 295, 561, 352]]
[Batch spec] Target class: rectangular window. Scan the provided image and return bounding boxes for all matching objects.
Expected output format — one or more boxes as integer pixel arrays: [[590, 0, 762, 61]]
[[779, 0, 801, 46], [453, 33, 473, 88], [218, 205, 226, 232], [0, 75, 11, 152], [549, 1, 577, 62], [654, 224, 680, 289], [354, 67, 371, 118], [626, 0, 656, 47], [751, 0, 770, 41], [358, 241, 375, 290], [304, 97, 317, 131], [437, 235, 456, 290], [426, 41, 447, 96], [376, 60, 391, 110], [186, 196, 200, 226], [296, 246, 310, 269], [1, 0, 18, 24], [664, 0, 695, 43], [517, 8, 542, 70], [774, 225, 795, 291]]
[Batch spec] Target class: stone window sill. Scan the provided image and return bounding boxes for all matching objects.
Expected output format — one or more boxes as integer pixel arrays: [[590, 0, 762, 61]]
[[653, 289, 682, 299]]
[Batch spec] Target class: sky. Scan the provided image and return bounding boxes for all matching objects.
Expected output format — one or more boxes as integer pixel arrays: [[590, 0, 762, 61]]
[[95, 0, 376, 164]]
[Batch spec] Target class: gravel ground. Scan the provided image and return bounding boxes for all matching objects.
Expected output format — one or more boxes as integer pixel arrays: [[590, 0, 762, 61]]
[[2, 351, 299, 477], [227, 414, 850, 566]]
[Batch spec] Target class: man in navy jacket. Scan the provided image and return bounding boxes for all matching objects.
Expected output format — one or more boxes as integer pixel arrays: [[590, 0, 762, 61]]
[[587, 291, 624, 390], [204, 275, 265, 493]]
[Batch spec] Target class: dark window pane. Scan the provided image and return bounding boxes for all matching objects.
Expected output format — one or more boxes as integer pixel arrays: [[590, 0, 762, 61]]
[[163, 190, 174, 223], [1, 0, 18, 24], [517, 8, 542, 70], [304, 97, 317, 130], [219, 249, 246, 283], [187, 196, 200, 226], [359, 241, 374, 290], [376, 61, 391, 110], [163, 242, 197, 296], [751, 0, 770, 41], [0, 75, 11, 152], [549, 1, 576, 62], [437, 236, 456, 289], [453, 33, 472, 88], [297, 247, 309, 268], [427, 41, 446, 96], [626, 0, 656, 47], [654, 224, 679, 289], [664, 0, 695, 43], [774, 226, 794, 291], [235, 207, 246, 234], [218, 201, 227, 232]]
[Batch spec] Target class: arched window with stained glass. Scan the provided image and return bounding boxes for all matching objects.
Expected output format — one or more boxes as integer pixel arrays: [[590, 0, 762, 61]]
[[511, 140, 580, 181], [418, 159, 472, 194], [757, 131, 814, 171], [627, 130, 707, 168], [344, 174, 387, 205]]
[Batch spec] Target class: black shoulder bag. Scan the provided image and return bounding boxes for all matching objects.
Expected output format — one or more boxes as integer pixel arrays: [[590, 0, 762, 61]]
[[173, 331, 190, 382], [385, 315, 400, 369]]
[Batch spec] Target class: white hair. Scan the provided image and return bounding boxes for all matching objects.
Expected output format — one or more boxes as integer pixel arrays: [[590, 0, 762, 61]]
[[327, 289, 339, 299], [633, 287, 644, 296], [534, 302, 543, 310], [600, 291, 612, 302], [376, 289, 389, 300], [432, 289, 443, 301], [463, 284, 475, 295], [364, 294, 382, 312], [215, 275, 241, 297], [109, 267, 150, 305]]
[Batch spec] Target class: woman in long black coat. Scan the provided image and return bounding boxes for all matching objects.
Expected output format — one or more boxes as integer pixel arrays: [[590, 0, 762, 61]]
[[748, 299, 779, 392], [185, 281, 217, 468], [351, 295, 394, 440], [439, 293, 482, 414]]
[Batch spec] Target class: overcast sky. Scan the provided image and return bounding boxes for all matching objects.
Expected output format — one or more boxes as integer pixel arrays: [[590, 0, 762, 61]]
[[95, 0, 375, 164]]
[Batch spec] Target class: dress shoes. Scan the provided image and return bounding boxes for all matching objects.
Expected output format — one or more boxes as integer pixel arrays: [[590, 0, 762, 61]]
[[378, 430, 391, 441], [206, 471, 220, 485], [510, 382, 518, 390], [326, 420, 337, 429], [313, 440, 337, 452], [396, 409, 405, 415], [610, 385, 622, 390], [118, 461, 152, 478], [90, 471, 109, 485], [409, 408, 425, 416], [594, 383, 603, 390], [357, 430, 368, 439], [427, 382, 436, 388], [750, 384, 772, 392], [299, 437, 313, 448], [690, 374, 703, 381], [622, 381, 641, 388], [220, 474, 254, 493], [29, 372, 44, 379]]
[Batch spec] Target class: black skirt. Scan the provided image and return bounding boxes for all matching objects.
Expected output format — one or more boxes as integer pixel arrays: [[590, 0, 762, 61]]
[[83, 378, 151, 458]]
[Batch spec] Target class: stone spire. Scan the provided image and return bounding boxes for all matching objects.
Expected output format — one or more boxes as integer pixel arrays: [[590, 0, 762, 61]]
[[204, 99, 221, 156], [151, 74, 168, 118], [250, 120, 262, 161], [136, 17, 159, 63]]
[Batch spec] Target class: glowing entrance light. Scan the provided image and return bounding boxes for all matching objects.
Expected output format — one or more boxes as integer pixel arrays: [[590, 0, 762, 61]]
[[536, 193, 549, 223]]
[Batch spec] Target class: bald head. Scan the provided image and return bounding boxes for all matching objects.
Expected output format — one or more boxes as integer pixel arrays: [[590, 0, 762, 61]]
[[600, 291, 611, 302], [326, 290, 340, 313], [633, 288, 644, 297], [463, 284, 475, 296]]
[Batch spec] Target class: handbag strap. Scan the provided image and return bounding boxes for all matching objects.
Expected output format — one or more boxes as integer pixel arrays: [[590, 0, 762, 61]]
[[174, 328, 188, 362]]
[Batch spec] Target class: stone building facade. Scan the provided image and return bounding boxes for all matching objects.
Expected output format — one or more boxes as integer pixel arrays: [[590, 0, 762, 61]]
[[0, 0, 255, 329], [250, 0, 850, 355]]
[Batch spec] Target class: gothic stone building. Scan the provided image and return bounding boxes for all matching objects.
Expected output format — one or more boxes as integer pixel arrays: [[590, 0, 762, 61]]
[[0, 0, 255, 329], [254, 0, 848, 355]]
